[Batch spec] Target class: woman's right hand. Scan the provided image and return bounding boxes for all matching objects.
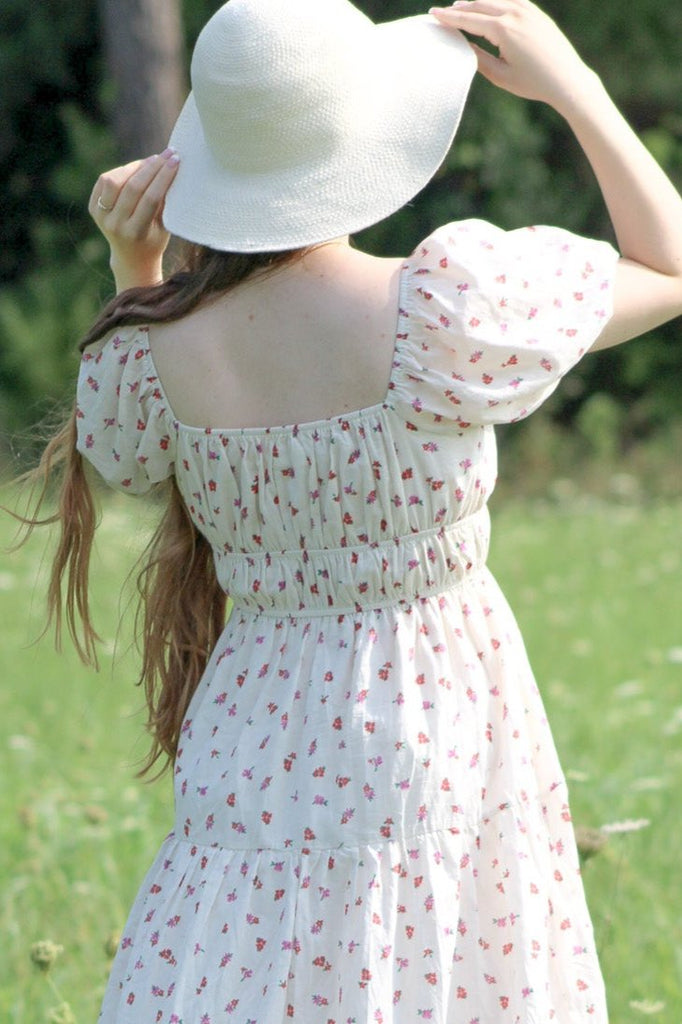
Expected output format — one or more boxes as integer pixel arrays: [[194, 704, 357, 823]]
[[89, 149, 180, 293], [430, 0, 597, 116]]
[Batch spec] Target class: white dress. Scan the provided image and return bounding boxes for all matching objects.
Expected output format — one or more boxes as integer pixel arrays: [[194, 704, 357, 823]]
[[77, 220, 619, 1023]]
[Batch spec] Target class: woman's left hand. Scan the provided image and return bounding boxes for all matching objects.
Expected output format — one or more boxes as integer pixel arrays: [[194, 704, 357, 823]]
[[88, 149, 180, 292], [429, 0, 592, 115]]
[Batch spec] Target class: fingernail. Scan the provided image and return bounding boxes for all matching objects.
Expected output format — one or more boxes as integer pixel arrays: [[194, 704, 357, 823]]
[[167, 152, 180, 166], [161, 147, 175, 159]]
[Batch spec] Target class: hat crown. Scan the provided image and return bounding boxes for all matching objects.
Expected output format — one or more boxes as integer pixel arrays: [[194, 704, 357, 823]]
[[191, 0, 372, 173], [164, 0, 477, 251]]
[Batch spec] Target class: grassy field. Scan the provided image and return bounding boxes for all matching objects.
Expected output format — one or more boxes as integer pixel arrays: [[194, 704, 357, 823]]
[[1, 488, 681, 1023]]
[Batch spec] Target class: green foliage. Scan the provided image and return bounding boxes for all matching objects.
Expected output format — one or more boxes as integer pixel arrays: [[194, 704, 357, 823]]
[[0, 0, 103, 285], [1, 496, 681, 1020], [0, 245, 103, 449], [1, 0, 681, 462], [356, 0, 682, 450]]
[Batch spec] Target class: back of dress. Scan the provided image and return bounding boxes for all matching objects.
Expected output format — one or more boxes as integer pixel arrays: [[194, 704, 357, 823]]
[[79, 220, 617, 1023]]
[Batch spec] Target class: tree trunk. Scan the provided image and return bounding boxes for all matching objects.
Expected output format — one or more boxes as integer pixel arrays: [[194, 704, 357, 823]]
[[98, 0, 187, 161]]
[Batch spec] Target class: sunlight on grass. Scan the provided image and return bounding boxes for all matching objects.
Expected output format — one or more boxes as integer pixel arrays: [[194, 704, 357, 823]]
[[1, 489, 681, 1021]]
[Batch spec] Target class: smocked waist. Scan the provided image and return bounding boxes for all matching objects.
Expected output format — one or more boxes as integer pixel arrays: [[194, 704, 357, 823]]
[[214, 507, 490, 616]]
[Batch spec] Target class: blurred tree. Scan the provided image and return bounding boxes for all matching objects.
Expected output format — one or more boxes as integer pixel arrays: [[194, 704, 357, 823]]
[[0, 0, 681, 466], [98, 0, 186, 159], [0, 0, 102, 285]]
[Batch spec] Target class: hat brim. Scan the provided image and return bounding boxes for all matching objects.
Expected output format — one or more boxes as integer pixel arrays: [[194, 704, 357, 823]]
[[163, 15, 477, 252]]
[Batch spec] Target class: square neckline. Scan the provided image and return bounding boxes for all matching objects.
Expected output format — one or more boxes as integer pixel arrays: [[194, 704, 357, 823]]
[[143, 257, 414, 439]]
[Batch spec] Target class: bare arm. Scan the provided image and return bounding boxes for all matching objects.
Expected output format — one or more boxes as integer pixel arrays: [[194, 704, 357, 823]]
[[88, 150, 180, 293], [430, 0, 682, 350]]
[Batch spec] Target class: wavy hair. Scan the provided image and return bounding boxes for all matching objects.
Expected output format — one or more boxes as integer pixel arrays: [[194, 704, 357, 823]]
[[8, 243, 302, 776]]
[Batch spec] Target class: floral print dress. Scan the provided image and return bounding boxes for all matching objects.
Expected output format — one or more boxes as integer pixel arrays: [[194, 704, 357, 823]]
[[77, 220, 619, 1024]]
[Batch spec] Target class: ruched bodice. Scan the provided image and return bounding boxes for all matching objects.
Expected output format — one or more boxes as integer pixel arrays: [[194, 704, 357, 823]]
[[214, 508, 490, 615], [77, 221, 619, 1024], [167, 402, 495, 614]]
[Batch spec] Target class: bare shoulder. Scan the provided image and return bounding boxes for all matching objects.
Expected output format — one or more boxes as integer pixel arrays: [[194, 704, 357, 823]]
[[148, 243, 407, 430]]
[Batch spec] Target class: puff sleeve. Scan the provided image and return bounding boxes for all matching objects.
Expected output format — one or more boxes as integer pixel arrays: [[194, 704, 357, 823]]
[[395, 219, 619, 427], [76, 326, 176, 494]]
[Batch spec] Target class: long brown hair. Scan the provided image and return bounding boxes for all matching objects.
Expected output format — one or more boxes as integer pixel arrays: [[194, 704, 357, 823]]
[[8, 242, 302, 776]]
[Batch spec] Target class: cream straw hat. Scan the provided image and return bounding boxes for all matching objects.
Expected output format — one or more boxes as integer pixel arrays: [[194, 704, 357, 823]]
[[163, 0, 476, 253]]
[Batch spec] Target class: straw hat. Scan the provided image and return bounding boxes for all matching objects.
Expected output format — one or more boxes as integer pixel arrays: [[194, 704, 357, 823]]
[[163, 0, 476, 252]]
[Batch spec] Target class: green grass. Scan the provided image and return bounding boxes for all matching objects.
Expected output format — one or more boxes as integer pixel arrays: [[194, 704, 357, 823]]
[[1, 490, 681, 1023]]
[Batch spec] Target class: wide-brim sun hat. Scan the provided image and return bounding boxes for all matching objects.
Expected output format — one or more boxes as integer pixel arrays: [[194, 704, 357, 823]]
[[163, 0, 477, 253]]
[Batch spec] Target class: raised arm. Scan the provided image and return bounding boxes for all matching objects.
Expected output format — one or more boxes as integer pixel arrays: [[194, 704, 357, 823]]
[[430, 0, 682, 350], [88, 149, 180, 293]]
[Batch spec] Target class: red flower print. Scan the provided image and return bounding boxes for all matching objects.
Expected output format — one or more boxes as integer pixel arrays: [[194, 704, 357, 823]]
[[75, 236, 615, 1021]]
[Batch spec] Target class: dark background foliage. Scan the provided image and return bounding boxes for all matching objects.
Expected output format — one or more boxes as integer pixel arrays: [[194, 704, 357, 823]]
[[1, 0, 681, 469]]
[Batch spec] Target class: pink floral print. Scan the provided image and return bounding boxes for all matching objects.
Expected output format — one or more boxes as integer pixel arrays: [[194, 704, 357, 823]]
[[76, 221, 619, 1022]]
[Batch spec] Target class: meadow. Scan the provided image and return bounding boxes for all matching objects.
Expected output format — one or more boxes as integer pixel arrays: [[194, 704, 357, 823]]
[[1, 485, 681, 1023]]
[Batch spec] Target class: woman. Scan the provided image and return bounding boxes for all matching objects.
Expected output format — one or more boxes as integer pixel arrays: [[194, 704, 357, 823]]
[[21, 0, 682, 1020]]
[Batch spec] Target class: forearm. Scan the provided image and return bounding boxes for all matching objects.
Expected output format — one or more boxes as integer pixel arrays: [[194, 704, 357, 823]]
[[557, 74, 682, 278], [110, 257, 164, 294], [431, 2, 682, 286], [90, 151, 179, 295]]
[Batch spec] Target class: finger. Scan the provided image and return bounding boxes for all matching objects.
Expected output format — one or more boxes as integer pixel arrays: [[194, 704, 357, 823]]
[[469, 41, 509, 87], [124, 157, 180, 236], [88, 153, 179, 221], [89, 159, 149, 217], [429, 6, 504, 48], [433, 0, 510, 13], [108, 154, 174, 221]]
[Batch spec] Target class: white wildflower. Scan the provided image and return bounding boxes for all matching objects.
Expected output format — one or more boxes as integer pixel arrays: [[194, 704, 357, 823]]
[[566, 769, 590, 783], [631, 777, 667, 793], [0, 571, 16, 591], [613, 680, 643, 699], [600, 818, 650, 835], [663, 707, 682, 736], [8, 734, 34, 752], [629, 999, 666, 1015]]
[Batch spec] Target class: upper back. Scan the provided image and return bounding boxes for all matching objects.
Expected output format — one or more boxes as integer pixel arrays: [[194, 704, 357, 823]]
[[148, 243, 405, 431]]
